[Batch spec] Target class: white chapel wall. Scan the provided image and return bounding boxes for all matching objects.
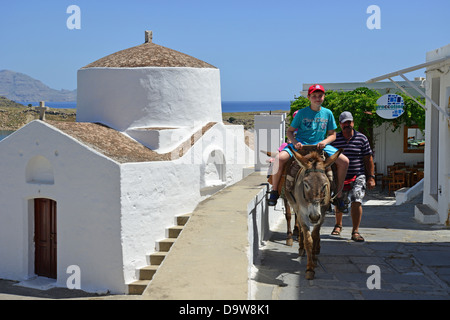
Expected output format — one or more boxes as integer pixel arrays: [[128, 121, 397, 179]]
[[77, 67, 222, 132], [0, 121, 126, 293]]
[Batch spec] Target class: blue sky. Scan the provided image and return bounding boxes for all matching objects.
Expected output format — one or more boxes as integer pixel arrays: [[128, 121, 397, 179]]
[[0, 0, 449, 101]]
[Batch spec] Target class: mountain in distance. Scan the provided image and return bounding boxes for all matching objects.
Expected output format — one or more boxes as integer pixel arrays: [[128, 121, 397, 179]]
[[0, 70, 76, 102]]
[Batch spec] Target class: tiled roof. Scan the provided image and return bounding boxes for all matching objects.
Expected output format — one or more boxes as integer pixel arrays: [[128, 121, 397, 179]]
[[82, 42, 216, 69], [47, 121, 216, 163]]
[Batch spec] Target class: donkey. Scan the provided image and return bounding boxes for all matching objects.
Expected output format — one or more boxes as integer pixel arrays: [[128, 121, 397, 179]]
[[284, 148, 342, 280]]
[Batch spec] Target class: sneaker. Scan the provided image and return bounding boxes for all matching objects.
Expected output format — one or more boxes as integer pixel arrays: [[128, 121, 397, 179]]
[[268, 190, 279, 206]]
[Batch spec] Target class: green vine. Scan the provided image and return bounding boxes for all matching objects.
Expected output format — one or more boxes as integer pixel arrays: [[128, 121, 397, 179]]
[[289, 87, 425, 132]]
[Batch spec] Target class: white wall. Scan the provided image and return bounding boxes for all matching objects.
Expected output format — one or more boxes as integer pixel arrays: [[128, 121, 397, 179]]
[[0, 121, 125, 293], [119, 123, 254, 287], [254, 114, 286, 171], [424, 44, 450, 224], [373, 123, 424, 175], [246, 180, 281, 299], [77, 67, 222, 132], [120, 161, 202, 286]]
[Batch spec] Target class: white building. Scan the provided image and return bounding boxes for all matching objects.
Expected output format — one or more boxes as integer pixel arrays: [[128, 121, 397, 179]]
[[254, 113, 286, 171], [0, 32, 253, 293], [368, 44, 450, 225]]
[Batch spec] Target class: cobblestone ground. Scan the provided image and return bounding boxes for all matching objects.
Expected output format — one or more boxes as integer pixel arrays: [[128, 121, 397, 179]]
[[251, 187, 450, 300]]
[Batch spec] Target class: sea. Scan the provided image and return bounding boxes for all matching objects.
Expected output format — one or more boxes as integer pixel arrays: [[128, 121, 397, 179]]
[[0, 100, 291, 141], [0, 130, 14, 141], [17, 100, 292, 112], [221, 100, 291, 113]]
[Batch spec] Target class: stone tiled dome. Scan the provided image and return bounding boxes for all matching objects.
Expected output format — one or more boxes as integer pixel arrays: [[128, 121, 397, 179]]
[[82, 31, 216, 69]]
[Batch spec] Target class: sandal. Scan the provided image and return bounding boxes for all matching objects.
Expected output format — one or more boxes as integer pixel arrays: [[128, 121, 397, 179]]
[[331, 224, 342, 236], [351, 231, 365, 242]]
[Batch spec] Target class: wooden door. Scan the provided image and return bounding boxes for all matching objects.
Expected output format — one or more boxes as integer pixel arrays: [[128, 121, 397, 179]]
[[34, 198, 57, 279]]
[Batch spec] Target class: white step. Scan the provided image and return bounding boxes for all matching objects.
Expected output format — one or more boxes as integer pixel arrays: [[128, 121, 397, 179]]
[[415, 204, 439, 224]]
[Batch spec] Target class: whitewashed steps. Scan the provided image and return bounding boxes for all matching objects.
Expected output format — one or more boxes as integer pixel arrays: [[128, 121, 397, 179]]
[[127, 213, 191, 295]]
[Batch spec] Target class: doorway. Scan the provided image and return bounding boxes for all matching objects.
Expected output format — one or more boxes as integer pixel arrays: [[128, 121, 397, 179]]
[[34, 198, 57, 279]]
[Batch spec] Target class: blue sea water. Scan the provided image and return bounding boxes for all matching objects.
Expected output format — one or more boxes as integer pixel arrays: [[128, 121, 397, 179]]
[[222, 101, 291, 113], [18, 101, 77, 109], [0, 130, 14, 141], [17, 100, 292, 112]]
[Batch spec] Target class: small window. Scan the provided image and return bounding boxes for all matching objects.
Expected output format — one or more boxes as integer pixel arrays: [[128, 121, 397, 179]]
[[404, 125, 424, 153], [26, 155, 55, 184]]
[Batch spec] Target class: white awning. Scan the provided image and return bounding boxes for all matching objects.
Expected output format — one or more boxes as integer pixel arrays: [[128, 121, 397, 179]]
[[366, 56, 450, 117]]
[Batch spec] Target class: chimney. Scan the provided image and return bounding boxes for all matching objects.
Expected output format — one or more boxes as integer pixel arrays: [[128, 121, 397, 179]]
[[145, 30, 153, 44]]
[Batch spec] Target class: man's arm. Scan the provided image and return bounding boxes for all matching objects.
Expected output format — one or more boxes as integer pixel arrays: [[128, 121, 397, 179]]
[[363, 154, 376, 189]]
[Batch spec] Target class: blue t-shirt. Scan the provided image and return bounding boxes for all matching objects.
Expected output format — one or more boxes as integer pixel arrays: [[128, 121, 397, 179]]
[[291, 106, 337, 145]]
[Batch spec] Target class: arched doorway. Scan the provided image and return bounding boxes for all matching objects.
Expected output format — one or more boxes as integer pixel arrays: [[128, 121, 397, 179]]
[[204, 149, 226, 185]]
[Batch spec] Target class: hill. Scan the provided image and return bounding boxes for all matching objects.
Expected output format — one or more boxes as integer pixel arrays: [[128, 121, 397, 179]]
[[0, 96, 76, 130], [0, 70, 76, 102], [0, 95, 25, 108]]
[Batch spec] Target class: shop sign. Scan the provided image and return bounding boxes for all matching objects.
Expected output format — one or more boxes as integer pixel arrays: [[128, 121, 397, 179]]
[[376, 94, 404, 119]]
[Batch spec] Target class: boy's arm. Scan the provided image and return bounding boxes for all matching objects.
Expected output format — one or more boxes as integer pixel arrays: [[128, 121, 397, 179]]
[[287, 126, 302, 149], [318, 130, 336, 149]]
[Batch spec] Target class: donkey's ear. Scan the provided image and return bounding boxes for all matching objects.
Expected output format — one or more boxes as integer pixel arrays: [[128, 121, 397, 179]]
[[324, 149, 343, 168], [290, 147, 310, 168]]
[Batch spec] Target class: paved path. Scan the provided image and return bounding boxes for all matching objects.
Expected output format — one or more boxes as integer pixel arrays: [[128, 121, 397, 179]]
[[251, 190, 450, 300], [142, 173, 265, 300]]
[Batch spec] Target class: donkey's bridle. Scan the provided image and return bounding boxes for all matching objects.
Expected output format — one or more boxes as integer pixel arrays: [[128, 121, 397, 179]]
[[304, 169, 340, 202], [287, 145, 339, 203], [300, 167, 334, 204], [304, 168, 325, 175]]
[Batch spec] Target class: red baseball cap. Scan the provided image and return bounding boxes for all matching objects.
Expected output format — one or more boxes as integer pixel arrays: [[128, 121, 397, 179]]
[[308, 84, 325, 95]]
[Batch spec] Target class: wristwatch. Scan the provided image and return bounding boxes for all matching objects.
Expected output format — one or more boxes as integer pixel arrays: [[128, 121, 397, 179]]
[[368, 175, 375, 179]]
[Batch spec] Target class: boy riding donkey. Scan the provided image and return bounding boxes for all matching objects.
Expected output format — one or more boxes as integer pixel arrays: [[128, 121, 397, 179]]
[[268, 84, 349, 209]]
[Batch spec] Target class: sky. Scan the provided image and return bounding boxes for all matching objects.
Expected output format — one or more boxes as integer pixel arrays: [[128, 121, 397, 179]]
[[0, 0, 449, 101]]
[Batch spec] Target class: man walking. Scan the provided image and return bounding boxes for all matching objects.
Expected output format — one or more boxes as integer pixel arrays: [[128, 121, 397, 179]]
[[331, 111, 376, 242]]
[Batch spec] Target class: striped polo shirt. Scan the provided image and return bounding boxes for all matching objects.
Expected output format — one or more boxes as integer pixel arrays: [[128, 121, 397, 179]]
[[331, 130, 373, 179]]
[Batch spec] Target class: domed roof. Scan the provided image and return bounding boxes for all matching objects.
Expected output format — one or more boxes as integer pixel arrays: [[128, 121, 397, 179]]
[[82, 31, 216, 69]]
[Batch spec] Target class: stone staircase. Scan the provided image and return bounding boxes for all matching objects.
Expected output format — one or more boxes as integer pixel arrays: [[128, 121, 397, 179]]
[[127, 213, 191, 295], [414, 203, 440, 224]]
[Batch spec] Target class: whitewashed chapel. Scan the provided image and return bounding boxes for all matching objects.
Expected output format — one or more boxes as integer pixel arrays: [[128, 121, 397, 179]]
[[0, 31, 253, 293]]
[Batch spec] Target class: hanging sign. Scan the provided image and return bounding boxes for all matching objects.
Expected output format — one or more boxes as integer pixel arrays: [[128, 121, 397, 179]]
[[376, 94, 405, 119]]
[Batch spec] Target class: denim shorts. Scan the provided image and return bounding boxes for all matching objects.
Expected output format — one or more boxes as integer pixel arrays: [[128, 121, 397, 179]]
[[282, 142, 339, 158]]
